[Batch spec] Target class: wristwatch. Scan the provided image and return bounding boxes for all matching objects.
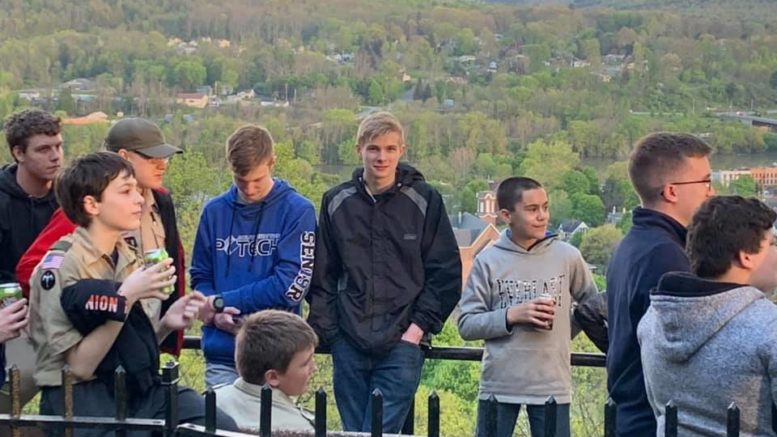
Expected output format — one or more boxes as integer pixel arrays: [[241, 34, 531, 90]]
[[212, 295, 225, 313]]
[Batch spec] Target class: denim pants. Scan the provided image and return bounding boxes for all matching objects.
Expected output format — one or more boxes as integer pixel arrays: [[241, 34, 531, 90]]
[[476, 400, 571, 437], [204, 362, 239, 388], [331, 338, 425, 433]]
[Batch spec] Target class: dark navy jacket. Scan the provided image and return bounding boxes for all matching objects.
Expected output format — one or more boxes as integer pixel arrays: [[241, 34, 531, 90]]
[[606, 208, 690, 437]]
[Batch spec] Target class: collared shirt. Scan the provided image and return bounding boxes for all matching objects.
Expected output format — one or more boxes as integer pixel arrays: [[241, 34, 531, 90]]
[[29, 227, 139, 386], [124, 189, 166, 331], [213, 377, 314, 433]]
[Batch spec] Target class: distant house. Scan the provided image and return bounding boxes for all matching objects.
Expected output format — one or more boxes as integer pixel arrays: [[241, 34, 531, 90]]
[[449, 212, 501, 288], [476, 190, 499, 226], [17, 90, 41, 101], [63, 111, 109, 126], [557, 220, 589, 240], [605, 207, 627, 226], [176, 93, 209, 109], [63, 78, 95, 92]]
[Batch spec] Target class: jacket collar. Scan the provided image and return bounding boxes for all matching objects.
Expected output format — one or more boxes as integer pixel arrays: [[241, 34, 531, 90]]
[[632, 207, 688, 246], [233, 377, 298, 407]]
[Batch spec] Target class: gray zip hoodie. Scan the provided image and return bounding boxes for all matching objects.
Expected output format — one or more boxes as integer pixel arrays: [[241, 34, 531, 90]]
[[638, 272, 777, 437], [457, 230, 598, 404]]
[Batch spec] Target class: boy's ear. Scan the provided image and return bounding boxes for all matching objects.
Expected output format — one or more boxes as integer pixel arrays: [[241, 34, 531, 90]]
[[737, 250, 755, 271], [11, 145, 25, 163], [264, 369, 281, 388], [83, 195, 100, 217], [116, 149, 130, 160], [498, 208, 512, 223]]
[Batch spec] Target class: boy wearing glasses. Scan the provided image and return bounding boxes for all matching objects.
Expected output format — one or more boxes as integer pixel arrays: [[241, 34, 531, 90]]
[[607, 132, 714, 436], [16, 118, 188, 356]]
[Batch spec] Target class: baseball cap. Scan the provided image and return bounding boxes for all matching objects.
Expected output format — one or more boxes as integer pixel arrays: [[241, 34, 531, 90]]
[[105, 118, 183, 158]]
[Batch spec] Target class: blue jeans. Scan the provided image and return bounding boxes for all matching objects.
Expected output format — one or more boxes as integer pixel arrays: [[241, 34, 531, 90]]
[[331, 338, 424, 433], [476, 400, 570, 437], [204, 362, 239, 388]]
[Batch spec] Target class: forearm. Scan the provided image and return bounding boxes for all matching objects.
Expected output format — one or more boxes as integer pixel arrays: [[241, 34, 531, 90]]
[[65, 320, 123, 380], [156, 325, 174, 344]]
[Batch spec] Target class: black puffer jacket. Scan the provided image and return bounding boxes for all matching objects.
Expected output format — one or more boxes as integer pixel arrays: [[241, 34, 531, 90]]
[[0, 164, 58, 282], [308, 163, 462, 354]]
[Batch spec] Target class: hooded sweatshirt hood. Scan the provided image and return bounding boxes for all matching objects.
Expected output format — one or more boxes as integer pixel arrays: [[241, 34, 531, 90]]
[[646, 272, 759, 363], [638, 271, 777, 436], [0, 164, 59, 282]]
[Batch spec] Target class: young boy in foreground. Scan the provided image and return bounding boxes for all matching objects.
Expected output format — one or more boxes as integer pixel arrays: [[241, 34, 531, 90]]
[[215, 310, 317, 433]]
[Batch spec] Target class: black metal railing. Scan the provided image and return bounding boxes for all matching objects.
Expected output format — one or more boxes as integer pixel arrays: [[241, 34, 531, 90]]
[[4, 338, 771, 436], [602, 397, 777, 437], [0, 337, 606, 436]]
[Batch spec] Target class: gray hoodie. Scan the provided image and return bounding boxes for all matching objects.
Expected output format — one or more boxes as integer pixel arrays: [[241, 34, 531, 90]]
[[638, 272, 777, 436], [457, 231, 598, 404]]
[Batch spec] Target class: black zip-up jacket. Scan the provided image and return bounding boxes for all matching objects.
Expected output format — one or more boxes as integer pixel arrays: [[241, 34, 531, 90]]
[[308, 163, 462, 355], [0, 163, 58, 282]]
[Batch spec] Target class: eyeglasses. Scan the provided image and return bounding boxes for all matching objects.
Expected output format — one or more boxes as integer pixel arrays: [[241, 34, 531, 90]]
[[668, 178, 712, 189], [131, 151, 170, 164]]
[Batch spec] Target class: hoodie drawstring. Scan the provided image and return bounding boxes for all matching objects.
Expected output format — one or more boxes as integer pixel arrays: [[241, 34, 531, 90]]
[[224, 205, 238, 277], [248, 203, 265, 273]]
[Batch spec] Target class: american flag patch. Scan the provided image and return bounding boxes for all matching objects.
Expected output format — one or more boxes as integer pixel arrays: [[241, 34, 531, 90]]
[[41, 253, 65, 270]]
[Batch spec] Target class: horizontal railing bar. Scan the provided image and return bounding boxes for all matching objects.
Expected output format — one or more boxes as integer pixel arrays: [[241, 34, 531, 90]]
[[0, 414, 165, 430], [182, 336, 606, 367]]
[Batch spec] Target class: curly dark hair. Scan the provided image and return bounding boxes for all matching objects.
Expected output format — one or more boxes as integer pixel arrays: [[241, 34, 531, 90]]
[[687, 196, 777, 278], [4, 109, 62, 159]]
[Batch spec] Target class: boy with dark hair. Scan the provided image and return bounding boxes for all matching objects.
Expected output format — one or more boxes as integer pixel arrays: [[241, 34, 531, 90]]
[[215, 310, 318, 433], [308, 111, 462, 433], [639, 196, 777, 436], [0, 108, 63, 412], [458, 176, 598, 437], [0, 109, 63, 282], [607, 132, 714, 436], [191, 125, 316, 387], [28, 152, 236, 436]]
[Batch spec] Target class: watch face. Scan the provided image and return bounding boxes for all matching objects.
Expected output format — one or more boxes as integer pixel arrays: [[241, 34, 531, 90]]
[[213, 296, 225, 312]]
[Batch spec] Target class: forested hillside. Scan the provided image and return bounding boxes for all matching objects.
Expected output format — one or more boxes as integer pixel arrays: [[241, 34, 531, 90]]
[[2, 0, 776, 433]]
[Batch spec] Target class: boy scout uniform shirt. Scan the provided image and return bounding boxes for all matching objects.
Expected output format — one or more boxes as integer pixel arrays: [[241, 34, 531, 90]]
[[123, 188, 166, 332], [29, 227, 139, 387]]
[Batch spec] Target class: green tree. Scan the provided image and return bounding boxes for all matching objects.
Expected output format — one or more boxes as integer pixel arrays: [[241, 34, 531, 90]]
[[562, 170, 590, 196], [580, 224, 624, 268], [57, 87, 76, 115], [730, 175, 758, 197], [549, 190, 573, 225], [172, 59, 207, 90], [571, 192, 606, 227], [519, 139, 580, 191]]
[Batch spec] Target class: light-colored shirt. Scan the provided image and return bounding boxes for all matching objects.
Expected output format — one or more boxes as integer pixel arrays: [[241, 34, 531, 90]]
[[214, 377, 314, 433]]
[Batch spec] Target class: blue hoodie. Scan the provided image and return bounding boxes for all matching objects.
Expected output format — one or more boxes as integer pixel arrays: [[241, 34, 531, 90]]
[[190, 179, 316, 366]]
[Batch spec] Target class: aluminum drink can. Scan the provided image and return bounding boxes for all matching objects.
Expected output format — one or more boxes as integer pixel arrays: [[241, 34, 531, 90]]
[[144, 248, 175, 295], [0, 282, 23, 307], [538, 292, 555, 331]]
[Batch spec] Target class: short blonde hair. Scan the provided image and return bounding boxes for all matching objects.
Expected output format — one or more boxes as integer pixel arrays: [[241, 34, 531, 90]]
[[225, 125, 274, 176], [356, 112, 405, 147]]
